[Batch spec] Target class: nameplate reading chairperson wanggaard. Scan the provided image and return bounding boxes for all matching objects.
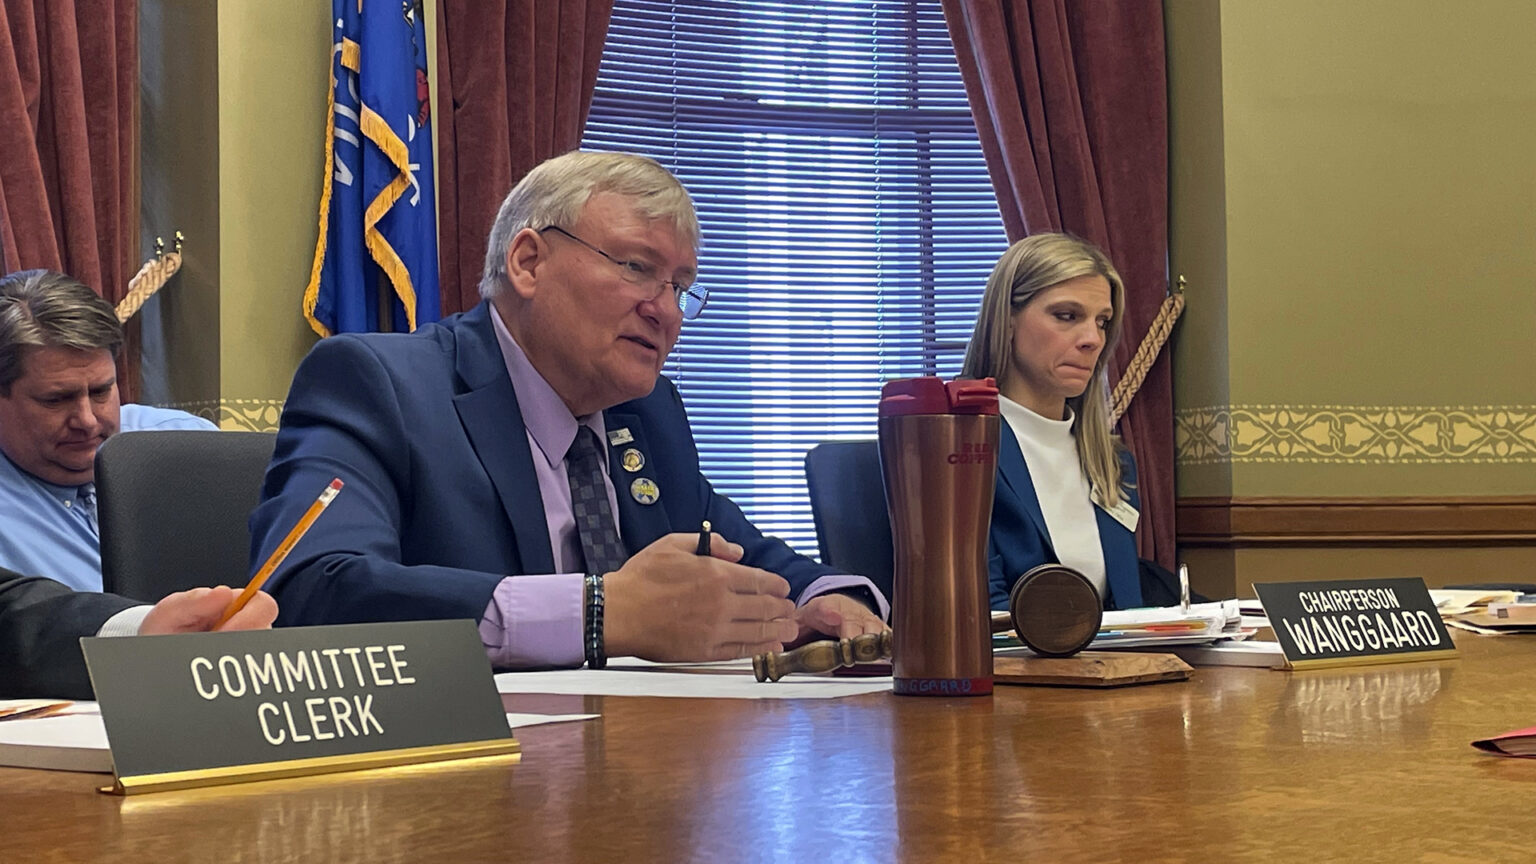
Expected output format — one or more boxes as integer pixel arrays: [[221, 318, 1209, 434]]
[[1254, 578, 1456, 670], [82, 620, 517, 794]]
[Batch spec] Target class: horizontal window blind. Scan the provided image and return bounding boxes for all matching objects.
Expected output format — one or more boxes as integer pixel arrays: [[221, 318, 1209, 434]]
[[584, 0, 1010, 559]]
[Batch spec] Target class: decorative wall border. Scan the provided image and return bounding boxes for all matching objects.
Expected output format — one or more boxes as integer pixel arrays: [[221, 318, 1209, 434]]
[[1177, 496, 1536, 546], [1176, 404, 1536, 464], [162, 399, 285, 432]]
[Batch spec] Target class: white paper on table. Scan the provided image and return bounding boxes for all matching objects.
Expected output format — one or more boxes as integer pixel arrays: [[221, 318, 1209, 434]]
[[0, 703, 594, 774], [496, 668, 893, 700], [606, 657, 755, 671], [505, 712, 597, 729]]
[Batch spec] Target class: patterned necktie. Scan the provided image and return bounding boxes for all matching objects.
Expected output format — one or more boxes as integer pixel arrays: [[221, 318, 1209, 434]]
[[566, 427, 627, 576], [77, 483, 98, 535]]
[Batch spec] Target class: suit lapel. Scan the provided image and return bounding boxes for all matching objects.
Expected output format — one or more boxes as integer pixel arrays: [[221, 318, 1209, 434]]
[[1094, 504, 1142, 609], [451, 304, 555, 574], [604, 410, 671, 553], [1003, 419, 1143, 608], [996, 421, 1052, 552]]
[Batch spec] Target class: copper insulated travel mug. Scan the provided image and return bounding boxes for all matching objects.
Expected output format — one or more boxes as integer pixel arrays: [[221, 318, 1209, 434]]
[[878, 376, 1000, 696]]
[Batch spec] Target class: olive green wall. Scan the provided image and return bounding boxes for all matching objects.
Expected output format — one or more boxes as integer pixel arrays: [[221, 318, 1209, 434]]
[[1168, 0, 1536, 499], [1164, 0, 1230, 498], [213, 2, 329, 430]]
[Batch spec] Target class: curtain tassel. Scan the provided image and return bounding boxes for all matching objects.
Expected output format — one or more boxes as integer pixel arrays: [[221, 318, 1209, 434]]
[[115, 232, 185, 323], [1109, 275, 1185, 424]]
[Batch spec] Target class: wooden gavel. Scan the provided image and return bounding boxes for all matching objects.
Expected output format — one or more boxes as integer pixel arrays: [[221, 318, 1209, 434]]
[[752, 630, 893, 682], [752, 613, 1017, 682]]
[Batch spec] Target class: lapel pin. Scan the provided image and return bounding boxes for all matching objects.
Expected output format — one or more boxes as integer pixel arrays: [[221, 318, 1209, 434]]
[[620, 448, 645, 473], [629, 477, 659, 505], [608, 427, 634, 446]]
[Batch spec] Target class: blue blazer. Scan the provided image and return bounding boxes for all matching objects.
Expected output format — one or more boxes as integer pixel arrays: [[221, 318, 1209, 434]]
[[251, 301, 835, 626], [987, 421, 1143, 611]]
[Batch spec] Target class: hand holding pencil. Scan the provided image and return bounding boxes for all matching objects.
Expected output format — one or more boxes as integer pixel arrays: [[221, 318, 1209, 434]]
[[213, 477, 344, 630], [140, 585, 278, 636]]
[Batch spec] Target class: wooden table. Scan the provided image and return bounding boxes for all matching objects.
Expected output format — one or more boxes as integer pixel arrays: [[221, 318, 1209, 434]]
[[5, 634, 1534, 862]]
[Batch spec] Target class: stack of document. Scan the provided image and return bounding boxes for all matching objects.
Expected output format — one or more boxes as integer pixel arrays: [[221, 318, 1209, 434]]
[[1434, 589, 1536, 633], [1091, 599, 1249, 649], [0, 701, 111, 772], [1095, 600, 1285, 668], [1430, 589, 1524, 618]]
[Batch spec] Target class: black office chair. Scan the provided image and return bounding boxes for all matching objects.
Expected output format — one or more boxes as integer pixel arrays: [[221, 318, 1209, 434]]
[[95, 430, 277, 602], [804, 440, 894, 604]]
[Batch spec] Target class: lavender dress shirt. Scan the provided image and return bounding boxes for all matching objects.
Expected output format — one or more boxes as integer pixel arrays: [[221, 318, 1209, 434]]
[[477, 307, 886, 669]]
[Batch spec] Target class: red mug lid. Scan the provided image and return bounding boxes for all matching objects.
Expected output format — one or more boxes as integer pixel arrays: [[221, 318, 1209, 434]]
[[879, 376, 999, 416]]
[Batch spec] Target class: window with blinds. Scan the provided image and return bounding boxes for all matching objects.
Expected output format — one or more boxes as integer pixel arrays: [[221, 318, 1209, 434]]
[[583, 0, 1010, 559]]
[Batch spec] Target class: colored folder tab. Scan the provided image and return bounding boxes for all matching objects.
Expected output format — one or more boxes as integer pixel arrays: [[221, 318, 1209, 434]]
[[1472, 726, 1536, 758]]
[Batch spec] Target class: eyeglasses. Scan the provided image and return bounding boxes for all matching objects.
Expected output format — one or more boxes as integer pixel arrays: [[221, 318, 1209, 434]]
[[539, 226, 708, 320]]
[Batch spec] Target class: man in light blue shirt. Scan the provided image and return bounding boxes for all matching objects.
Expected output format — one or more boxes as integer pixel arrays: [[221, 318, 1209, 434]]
[[0, 269, 216, 592]]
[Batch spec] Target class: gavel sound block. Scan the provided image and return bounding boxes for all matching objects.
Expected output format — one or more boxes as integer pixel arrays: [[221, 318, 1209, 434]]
[[751, 564, 1194, 685]]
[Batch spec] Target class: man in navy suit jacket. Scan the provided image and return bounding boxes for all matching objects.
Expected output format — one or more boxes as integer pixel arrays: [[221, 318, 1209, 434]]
[[252, 151, 886, 671], [1, 568, 277, 698]]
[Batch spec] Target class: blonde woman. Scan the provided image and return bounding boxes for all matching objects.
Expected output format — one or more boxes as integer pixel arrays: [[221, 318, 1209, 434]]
[[962, 233, 1158, 611]]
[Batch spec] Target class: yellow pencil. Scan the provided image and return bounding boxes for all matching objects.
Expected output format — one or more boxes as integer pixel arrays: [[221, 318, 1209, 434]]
[[214, 478, 343, 629]]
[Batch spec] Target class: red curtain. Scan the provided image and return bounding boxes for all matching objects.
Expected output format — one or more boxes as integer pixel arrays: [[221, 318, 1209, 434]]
[[435, 0, 613, 316], [0, 0, 139, 398], [943, 0, 1175, 569]]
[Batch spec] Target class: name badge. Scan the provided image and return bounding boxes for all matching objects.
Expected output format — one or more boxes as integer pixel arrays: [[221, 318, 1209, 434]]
[[1102, 497, 1139, 533], [1254, 577, 1456, 669], [82, 620, 518, 795]]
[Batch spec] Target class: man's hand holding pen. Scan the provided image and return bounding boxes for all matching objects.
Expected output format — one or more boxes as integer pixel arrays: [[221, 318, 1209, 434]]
[[603, 530, 798, 663]]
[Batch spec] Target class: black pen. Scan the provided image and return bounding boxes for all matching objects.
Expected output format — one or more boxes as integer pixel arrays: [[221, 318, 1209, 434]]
[[696, 520, 712, 556]]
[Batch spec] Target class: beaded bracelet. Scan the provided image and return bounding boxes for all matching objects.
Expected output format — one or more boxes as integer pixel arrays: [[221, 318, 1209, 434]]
[[584, 572, 607, 669]]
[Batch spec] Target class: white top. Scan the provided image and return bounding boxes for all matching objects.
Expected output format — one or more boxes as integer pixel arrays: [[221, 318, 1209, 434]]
[[997, 395, 1106, 598]]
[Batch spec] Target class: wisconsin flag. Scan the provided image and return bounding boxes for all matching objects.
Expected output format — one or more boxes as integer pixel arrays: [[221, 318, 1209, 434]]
[[304, 0, 440, 336]]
